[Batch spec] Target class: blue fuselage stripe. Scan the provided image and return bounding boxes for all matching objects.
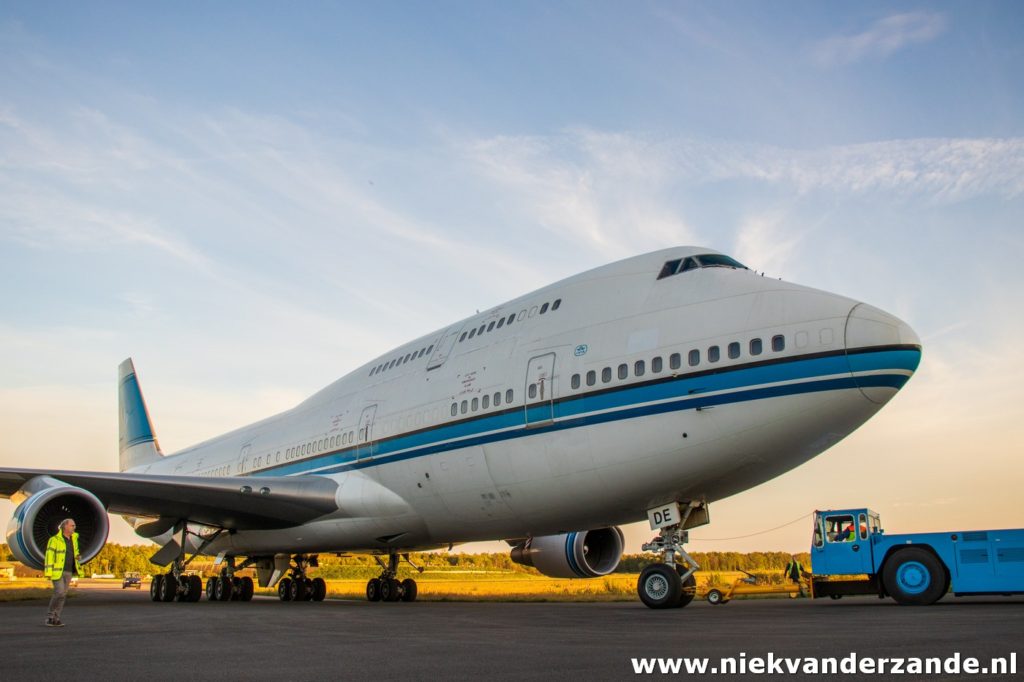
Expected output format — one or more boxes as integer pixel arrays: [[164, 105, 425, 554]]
[[255, 348, 918, 478]]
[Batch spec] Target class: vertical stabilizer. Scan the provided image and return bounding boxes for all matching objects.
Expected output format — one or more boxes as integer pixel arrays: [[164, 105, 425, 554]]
[[118, 358, 163, 471]]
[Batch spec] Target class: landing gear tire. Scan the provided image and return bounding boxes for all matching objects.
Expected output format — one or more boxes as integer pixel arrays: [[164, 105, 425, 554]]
[[278, 578, 293, 602], [380, 578, 402, 602], [638, 564, 682, 609], [674, 570, 697, 608], [366, 578, 382, 602], [238, 576, 254, 602], [883, 548, 946, 606], [706, 588, 725, 605], [311, 577, 327, 602], [159, 573, 178, 602], [214, 576, 233, 602], [187, 575, 203, 602], [205, 577, 216, 601], [400, 578, 418, 602], [150, 574, 163, 602], [289, 577, 308, 602]]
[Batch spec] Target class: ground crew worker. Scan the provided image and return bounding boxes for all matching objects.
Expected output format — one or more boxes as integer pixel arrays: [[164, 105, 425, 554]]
[[785, 556, 806, 597], [44, 518, 82, 627]]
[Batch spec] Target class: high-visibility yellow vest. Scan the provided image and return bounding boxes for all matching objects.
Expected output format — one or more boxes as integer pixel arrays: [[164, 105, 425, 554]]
[[44, 532, 82, 580]]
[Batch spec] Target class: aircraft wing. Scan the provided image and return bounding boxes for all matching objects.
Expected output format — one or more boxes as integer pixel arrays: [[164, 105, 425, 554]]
[[0, 468, 339, 530]]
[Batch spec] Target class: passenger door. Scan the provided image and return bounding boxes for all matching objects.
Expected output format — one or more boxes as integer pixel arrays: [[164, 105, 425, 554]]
[[356, 404, 377, 460], [524, 353, 556, 427]]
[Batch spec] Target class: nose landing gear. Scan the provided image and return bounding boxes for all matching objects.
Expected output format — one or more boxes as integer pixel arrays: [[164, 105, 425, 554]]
[[638, 502, 705, 609]]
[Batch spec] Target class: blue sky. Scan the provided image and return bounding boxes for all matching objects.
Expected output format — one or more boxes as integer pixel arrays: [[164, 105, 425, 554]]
[[1, 2, 1022, 552]]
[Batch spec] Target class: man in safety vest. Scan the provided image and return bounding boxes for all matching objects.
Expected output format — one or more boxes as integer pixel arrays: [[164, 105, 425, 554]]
[[785, 556, 806, 597], [44, 518, 83, 627]]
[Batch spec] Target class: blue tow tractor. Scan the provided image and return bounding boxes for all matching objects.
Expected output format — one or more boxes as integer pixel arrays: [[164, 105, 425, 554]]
[[706, 508, 1024, 605]]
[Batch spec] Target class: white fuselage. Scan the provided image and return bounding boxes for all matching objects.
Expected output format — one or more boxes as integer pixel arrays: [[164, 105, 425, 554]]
[[131, 248, 921, 556]]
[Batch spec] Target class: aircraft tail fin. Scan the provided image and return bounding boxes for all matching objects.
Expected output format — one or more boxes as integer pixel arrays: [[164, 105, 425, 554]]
[[118, 358, 163, 472]]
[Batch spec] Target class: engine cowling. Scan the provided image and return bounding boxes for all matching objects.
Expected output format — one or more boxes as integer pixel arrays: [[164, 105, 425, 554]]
[[5, 477, 109, 571], [510, 527, 624, 578]]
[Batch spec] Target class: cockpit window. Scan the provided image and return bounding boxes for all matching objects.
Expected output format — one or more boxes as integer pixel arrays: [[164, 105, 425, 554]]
[[657, 253, 748, 281], [694, 254, 747, 269]]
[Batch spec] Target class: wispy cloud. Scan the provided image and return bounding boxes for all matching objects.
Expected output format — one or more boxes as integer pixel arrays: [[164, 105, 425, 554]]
[[812, 11, 948, 67]]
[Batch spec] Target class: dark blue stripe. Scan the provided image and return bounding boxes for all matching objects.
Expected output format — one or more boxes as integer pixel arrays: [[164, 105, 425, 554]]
[[565, 532, 584, 577], [256, 348, 917, 478], [120, 374, 154, 447]]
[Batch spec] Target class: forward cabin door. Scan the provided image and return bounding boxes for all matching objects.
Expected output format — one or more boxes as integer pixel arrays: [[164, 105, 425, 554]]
[[356, 404, 377, 460], [524, 353, 556, 428]]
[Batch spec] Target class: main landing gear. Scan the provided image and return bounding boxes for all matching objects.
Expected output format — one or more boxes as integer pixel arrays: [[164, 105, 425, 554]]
[[637, 502, 706, 610], [277, 555, 327, 603], [365, 552, 421, 603]]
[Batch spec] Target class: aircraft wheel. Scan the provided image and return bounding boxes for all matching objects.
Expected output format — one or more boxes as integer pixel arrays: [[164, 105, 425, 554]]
[[883, 548, 947, 606], [150, 574, 163, 602], [365, 578, 382, 602], [289, 576, 308, 602], [311, 577, 327, 602], [159, 573, 178, 602], [381, 578, 403, 602], [214, 576, 232, 602], [675, 571, 697, 608], [278, 578, 293, 602], [205, 577, 216, 601], [706, 589, 724, 605], [400, 578, 417, 602], [637, 563, 682, 609], [239, 576, 254, 602]]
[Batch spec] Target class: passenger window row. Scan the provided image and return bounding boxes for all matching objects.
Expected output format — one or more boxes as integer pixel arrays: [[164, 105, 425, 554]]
[[285, 430, 356, 461], [570, 335, 786, 390], [370, 343, 436, 377], [451, 389, 516, 417], [459, 298, 562, 344]]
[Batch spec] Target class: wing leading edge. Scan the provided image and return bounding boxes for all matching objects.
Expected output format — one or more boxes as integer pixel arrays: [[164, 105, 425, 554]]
[[0, 468, 339, 530]]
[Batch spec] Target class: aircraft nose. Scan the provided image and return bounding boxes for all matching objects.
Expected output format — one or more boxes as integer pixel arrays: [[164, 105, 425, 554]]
[[844, 303, 922, 404]]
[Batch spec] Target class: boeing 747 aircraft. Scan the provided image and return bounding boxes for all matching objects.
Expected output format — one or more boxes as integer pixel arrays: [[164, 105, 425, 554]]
[[2, 247, 920, 608]]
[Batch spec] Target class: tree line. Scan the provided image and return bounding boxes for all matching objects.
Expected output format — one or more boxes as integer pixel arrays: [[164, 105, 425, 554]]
[[2, 542, 811, 579]]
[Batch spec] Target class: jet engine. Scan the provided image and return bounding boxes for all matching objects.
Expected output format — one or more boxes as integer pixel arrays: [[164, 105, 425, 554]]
[[5, 477, 109, 571], [510, 527, 624, 578]]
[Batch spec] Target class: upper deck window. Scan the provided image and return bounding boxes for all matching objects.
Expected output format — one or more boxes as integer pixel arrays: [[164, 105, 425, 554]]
[[657, 254, 748, 280]]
